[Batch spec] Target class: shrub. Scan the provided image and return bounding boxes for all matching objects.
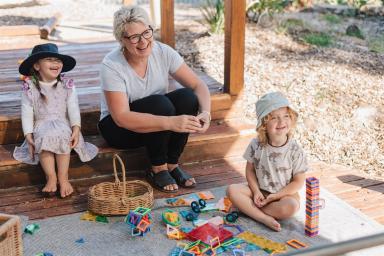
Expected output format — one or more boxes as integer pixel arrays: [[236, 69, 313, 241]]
[[323, 13, 342, 24], [368, 35, 384, 53], [303, 32, 333, 46], [200, 0, 225, 35]]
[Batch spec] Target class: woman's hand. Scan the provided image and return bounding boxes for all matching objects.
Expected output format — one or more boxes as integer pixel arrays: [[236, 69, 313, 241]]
[[25, 133, 35, 159], [197, 111, 210, 133], [168, 115, 203, 133], [253, 190, 265, 208], [70, 126, 80, 149]]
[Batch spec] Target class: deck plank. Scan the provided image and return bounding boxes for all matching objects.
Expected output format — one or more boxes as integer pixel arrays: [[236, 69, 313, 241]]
[[1, 157, 383, 224]]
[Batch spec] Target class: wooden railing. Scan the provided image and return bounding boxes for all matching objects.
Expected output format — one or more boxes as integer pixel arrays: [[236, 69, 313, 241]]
[[160, 0, 245, 96]]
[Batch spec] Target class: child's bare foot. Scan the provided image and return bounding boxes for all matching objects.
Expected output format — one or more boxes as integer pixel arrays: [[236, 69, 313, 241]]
[[42, 176, 57, 193], [261, 216, 281, 232], [59, 181, 73, 198]]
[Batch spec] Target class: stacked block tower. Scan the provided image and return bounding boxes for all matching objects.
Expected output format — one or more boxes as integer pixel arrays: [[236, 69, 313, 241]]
[[305, 177, 320, 237]]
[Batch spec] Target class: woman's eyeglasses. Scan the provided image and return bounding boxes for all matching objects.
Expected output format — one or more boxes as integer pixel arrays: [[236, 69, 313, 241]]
[[123, 27, 153, 44]]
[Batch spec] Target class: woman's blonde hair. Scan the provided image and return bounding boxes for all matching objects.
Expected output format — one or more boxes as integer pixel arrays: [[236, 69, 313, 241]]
[[113, 6, 153, 46], [256, 107, 298, 146]]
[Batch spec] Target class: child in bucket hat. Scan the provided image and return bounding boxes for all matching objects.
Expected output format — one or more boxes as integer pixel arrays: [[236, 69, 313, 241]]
[[13, 43, 98, 198], [227, 92, 308, 231]]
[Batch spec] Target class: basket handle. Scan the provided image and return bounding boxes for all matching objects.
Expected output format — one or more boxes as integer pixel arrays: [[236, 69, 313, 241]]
[[113, 154, 126, 202]]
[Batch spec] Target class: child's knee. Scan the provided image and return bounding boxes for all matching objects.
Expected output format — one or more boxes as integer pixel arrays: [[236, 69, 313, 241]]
[[226, 184, 237, 198], [279, 201, 299, 219]]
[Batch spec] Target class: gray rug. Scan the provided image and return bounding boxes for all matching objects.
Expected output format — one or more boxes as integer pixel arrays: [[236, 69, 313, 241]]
[[21, 186, 384, 256]]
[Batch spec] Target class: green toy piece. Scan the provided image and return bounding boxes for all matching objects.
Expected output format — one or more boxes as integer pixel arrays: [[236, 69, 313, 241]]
[[24, 224, 40, 234], [95, 216, 109, 223], [162, 209, 181, 227]]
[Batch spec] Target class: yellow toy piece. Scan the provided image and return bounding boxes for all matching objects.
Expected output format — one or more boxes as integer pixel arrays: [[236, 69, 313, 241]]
[[80, 211, 98, 221], [210, 237, 221, 250], [237, 231, 287, 253]]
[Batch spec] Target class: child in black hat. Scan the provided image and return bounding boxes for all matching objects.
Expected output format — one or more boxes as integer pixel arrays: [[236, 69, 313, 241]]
[[13, 43, 98, 198]]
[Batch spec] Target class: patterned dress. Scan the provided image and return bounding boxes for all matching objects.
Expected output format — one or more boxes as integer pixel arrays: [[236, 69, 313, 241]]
[[13, 78, 98, 164]]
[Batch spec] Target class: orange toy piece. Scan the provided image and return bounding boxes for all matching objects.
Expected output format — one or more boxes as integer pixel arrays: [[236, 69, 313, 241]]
[[286, 239, 308, 249]]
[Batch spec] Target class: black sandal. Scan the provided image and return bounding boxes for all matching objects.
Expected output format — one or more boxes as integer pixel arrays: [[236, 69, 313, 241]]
[[169, 167, 196, 188], [147, 170, 178, 193]]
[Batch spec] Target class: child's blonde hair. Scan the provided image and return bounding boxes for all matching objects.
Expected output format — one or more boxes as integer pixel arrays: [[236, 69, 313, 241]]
[[256, 107, 298, 146]]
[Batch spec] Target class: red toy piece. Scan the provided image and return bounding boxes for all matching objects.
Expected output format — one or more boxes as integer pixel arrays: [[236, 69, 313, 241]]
[[187, 223, 233, 244]]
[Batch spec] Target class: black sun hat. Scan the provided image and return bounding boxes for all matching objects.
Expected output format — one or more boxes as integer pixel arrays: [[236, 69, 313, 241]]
[[19, 43, 76, 76]]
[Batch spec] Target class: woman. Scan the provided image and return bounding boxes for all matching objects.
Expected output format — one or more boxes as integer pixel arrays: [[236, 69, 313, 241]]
[[98, 6, 211, 193]]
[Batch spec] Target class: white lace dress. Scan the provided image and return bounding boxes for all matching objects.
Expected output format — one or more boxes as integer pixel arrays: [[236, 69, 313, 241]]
[[13, 78, 98, 164]]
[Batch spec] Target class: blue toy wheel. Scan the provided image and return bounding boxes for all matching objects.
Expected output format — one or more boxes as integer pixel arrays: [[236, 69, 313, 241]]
[[191, 201, 201, 213], [198, 199, 206, 208], [186, 213, 194, 221]]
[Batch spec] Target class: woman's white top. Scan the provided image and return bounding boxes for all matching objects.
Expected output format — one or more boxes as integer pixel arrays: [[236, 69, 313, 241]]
[[99, 41, 184, 120]]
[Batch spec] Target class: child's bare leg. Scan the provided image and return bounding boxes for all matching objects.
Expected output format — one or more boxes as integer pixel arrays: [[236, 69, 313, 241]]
[[39, 150, 57, 193], [262, 195, 300, 220], [55, 154, 73, 198], [227, 184, 281, 231]]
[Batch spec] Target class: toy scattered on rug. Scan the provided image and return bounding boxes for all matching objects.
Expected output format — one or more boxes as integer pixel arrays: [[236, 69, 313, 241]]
[[286, 239, 307, 249], [236, 231, 287, 254], [305, 177, 325, 237], [35, 252, 53, 256], [75, 238, 85, 244], [125, 207, 152, 237], [180, 210, 199, 221], [225, 211, 239, 223], [24, 223, 40, 235], [166, 224, 189, 240], [80, 211, 109, 223], [190, 197, 233, 214], [162, 209, 181, 227], [166, 191, 215, 207]]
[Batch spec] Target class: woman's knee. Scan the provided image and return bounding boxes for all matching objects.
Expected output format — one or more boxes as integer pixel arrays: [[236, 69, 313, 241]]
[[167, 88, 199, 115], [133, 94, 176, 116]]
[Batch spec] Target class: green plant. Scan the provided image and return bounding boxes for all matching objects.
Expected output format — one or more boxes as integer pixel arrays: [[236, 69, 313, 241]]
[[302, 32, 333, 46], [349, 0, 368, 8], [200, 0, 225, 34], [246, 0, 288, 15], [368, 35, 384, 53], [323, 13, 342, 24], [346, 25, 364, 39], [276, 18, 306, 34]]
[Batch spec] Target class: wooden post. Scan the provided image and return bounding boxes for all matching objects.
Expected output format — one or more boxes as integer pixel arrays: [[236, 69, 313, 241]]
[[122, 0, 136, 5], [224, 0, 245, 96], [39, 13, 62, 39], [160, 0, 175, 48]]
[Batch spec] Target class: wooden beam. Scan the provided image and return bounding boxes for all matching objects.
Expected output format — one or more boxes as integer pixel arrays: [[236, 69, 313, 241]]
[[39, 13, 62, 39], [0, 25, 39, 36], [160, 0, 175, 48], [224, 0, 245, 96]]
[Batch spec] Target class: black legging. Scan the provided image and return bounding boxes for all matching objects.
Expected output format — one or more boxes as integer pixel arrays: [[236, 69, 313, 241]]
[[98, 88, 199, 166]]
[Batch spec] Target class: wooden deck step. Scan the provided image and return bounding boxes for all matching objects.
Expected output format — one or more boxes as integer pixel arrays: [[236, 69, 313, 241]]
[[1, 157, 383, 225], [0, 119, 256, 189], [0, 157, 247, 220], [0, 40, 237, 145]]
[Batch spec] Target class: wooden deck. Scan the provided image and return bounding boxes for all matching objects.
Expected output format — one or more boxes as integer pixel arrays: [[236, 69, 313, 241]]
[[0, 157, 383, 224], [0, 41, 382, 227]]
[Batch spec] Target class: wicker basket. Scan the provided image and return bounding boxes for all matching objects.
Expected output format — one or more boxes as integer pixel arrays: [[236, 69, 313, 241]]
[[88, 154, 154, 216], [0, 213, 23, 256]]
